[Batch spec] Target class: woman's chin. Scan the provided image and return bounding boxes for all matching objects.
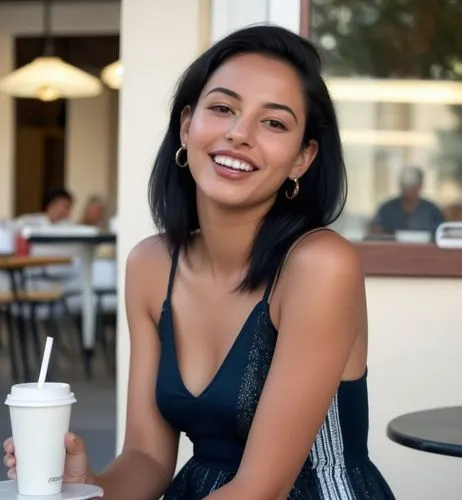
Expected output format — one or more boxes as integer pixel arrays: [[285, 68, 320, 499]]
[[198, 188, 255, 210], [211, 195, 252, 209]]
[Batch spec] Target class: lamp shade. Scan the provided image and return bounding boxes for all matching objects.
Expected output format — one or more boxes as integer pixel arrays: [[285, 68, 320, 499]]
[[101, 60, 123, 90], [326, 78, 462, 105], [0, 56, 103, 100]]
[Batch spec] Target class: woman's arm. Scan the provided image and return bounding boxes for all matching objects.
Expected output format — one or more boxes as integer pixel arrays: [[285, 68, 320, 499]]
[[93, 239, 179, 500], [206, 232, 365, 500]]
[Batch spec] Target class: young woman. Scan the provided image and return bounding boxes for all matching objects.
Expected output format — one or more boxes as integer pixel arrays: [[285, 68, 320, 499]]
[[4, 26, 395, 499]]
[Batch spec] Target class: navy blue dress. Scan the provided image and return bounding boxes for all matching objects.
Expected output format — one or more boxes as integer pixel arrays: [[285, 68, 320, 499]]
[[156, 247, 395, 499]]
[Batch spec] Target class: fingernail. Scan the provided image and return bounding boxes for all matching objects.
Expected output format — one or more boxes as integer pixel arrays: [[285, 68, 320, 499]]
[[69, 433, 76, 443]]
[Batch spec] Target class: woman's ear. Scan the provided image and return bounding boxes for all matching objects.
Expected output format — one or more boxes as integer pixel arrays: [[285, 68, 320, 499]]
[[179, 105, 193, 146], [289, 139, 319, 179]]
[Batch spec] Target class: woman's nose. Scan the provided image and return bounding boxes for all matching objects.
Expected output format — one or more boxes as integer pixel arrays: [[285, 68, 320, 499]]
[[225, 116, 255, 147]]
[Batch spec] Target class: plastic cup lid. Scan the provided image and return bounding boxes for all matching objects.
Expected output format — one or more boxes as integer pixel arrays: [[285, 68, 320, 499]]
[[4, 382, 76, 408]]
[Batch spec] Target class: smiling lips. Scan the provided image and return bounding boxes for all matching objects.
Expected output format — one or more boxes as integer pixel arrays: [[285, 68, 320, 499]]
[[211, 153, 258, 176]]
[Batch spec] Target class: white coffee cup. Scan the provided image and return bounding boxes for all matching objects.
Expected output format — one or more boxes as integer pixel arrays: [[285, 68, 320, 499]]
[[5, 382, 76, 495]]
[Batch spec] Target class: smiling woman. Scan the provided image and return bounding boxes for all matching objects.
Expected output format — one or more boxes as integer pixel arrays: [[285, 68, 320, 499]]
[[145, 25, 393, 499], [3, 25, 395, 500], [150, 27, 347, 291], [179, 53, 316, 216]]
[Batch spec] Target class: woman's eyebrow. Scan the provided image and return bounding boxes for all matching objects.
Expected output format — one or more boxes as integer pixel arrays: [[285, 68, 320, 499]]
[[206, 86, 298, 123]]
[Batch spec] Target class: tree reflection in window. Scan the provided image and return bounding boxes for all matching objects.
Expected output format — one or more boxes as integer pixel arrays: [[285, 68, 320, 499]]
[[310, 0, 462, 80]]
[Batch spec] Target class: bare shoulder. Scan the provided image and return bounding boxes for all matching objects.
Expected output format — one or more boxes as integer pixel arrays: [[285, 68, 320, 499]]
[[280, 230, 363, 291], [125, 233, 173, 321], [291, 230, 361, 272], [127, 233, 170, 267], [273, 230, 366, 356]]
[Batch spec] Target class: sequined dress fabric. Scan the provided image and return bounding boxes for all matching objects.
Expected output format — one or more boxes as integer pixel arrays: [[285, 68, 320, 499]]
[[156, 248, 395, 499]]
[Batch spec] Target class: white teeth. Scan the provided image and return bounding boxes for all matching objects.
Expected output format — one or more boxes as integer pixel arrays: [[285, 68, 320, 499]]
[[213, 155, 254, 172]]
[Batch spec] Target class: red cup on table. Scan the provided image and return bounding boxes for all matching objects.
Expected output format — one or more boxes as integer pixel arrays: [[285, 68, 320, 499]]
[[14, 234, 30, 256]]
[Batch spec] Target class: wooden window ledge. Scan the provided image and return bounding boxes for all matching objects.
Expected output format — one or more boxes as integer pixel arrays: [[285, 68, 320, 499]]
[[353, 242, 462, 278]]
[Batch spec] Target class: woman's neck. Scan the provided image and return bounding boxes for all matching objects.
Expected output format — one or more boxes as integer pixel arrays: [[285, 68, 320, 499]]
[[194, 195, 272, 281]]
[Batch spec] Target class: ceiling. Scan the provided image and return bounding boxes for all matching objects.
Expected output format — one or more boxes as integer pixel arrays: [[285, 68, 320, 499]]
[[16, 35, 119, 71]]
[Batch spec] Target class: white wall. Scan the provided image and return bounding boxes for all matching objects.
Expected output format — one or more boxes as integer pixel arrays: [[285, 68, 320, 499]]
[[366, 277, 462, 500], [116, 0, 208, 468], [0, 1, 120, 219], [0, 34, 14, 219]]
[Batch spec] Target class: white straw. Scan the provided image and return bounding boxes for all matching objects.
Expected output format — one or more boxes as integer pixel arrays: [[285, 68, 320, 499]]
[[37, 337, 54, 388]]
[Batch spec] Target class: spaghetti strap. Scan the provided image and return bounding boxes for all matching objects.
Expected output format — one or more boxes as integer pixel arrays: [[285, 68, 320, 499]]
[[166, 245, 181, 300], [262, 268, 278, 303], [264, 227, 333, 304]]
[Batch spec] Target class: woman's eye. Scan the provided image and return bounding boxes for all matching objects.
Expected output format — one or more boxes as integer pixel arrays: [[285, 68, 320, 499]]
[[209, 104, 233, 114], [263, 119, 287, 130]]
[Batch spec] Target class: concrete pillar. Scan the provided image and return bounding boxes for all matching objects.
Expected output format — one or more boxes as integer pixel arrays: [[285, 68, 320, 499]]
[[0, 34, 14, 219], [116, 0, 209, 468]]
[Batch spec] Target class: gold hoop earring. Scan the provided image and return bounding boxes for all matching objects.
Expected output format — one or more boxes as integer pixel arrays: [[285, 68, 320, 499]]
[[285, 177, 299, 200], [175, 145, 188, 168]]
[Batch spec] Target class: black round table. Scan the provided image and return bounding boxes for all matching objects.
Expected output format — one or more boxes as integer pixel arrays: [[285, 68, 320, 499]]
[[387, 406, 462, 458]]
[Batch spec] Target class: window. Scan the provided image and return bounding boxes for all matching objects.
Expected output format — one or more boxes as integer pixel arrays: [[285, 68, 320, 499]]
[[309, 0, 462, 241]]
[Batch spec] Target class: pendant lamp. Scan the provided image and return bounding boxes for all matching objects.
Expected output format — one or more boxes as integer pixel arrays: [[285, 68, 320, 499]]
[[0, 0, 102, 101], [101, 60, 123, 90]]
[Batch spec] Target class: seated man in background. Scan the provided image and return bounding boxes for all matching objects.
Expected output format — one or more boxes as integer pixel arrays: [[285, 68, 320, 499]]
[[16, 188, 74, 227], [370, 166, 444, 235], [9, 188, 76, 288]]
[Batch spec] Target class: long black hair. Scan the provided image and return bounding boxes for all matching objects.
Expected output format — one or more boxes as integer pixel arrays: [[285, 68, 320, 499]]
[[149, 25, 347, 291]]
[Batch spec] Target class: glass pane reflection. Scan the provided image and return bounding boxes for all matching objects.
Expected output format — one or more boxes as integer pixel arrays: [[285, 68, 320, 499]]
[[310, 0, 462, 241]]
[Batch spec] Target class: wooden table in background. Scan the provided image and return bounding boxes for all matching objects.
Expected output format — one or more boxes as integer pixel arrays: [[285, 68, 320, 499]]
[[25, 233, 117, 375], [0, 255, 72, 270], [0, 255, 72, 381]]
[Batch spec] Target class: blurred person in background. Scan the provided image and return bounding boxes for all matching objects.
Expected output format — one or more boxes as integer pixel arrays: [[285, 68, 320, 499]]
[[79, 195, 106, 228], [43, 188, 74, 224], [15, 188, 74, 227], [370, 166, 444, 235]]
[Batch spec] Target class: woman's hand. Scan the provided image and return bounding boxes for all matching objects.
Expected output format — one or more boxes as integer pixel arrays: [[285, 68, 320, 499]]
[[3, 432, 95, 484]]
